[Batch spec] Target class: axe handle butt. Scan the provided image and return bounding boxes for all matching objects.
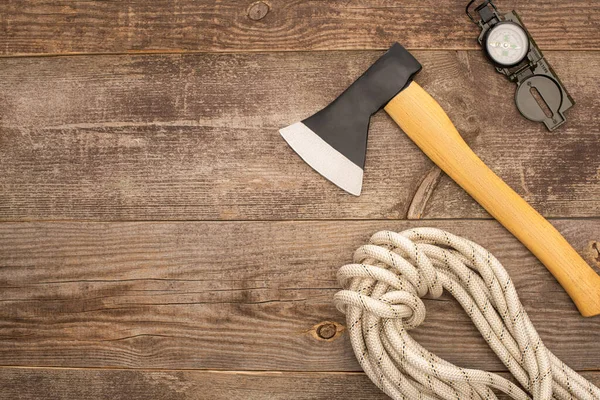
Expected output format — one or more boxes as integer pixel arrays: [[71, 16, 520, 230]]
[[384, 81, 600, 317]]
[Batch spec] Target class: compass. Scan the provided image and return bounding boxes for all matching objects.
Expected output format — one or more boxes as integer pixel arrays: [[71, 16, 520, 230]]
[[484, 22, 529, 66], [466, 0, 574, 130]]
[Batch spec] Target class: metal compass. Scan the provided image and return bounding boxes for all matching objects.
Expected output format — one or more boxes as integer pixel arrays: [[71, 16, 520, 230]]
[[466, 0, 574, 131], [485, 22, 529, 66]]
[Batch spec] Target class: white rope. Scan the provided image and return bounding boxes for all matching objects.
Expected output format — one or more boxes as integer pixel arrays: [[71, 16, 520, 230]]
[[334, 227, 600, 400]]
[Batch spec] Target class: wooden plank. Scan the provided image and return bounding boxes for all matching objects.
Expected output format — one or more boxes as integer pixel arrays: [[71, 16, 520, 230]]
[[0, 220, 598, 371], [0, 50, 598, 221], [0, 367, 599, 400], [1, 1, 599, 56]]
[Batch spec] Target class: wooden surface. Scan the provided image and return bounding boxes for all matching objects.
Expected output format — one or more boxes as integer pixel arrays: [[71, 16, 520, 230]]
[[1, 220, 599, 372], [1, 368, 599, 400], [1, 0, 599, 55], [0, 1, 599, 398], [1, 50, 598, 221]]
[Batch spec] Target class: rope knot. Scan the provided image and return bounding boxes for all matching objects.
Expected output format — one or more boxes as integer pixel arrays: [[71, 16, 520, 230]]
[[334, 287, 426, 329], [334, 230, 444, 329]]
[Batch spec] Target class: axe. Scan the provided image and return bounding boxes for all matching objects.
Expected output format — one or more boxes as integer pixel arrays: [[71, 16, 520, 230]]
[[280, 43, 600, 317]]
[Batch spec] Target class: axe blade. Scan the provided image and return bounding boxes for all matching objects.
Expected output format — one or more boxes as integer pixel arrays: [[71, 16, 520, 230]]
[[280, 121, 364, 196], [279, 43, 422, 196]]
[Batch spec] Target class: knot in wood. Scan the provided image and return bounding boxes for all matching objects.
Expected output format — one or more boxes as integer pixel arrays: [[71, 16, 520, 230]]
[[248, 1, 270, 21], [316, 323, 337, 340]]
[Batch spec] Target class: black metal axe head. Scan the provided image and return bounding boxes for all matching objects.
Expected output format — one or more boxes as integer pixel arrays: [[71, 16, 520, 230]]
[[279, 43, 422, 195]]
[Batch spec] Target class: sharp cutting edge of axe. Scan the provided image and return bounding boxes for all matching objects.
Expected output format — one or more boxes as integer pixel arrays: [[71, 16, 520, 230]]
[[279, 43, 600, 317]]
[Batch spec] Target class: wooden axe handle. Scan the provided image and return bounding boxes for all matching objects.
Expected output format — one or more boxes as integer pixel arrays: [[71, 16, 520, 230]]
[[385, 81, 600, 317]]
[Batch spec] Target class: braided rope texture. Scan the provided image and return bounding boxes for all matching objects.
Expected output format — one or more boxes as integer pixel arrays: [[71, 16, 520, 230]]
[[334, 228, 600, 400]]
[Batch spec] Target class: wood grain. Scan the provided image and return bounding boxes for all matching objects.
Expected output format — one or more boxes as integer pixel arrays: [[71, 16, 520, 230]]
[[0, 367, 598, 400], [0, 50, 598, 221], [2, 0, 599, 396], [0, 220, 598, 371], [0, 1, 599, 56]]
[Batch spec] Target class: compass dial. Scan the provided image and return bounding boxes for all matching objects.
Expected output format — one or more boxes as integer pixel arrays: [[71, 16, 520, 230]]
[[485, 22, 529, 66]]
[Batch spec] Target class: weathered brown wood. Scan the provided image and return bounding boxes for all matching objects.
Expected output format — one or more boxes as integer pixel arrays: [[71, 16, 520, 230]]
[[2, 1, 598, 397], [0, 367, 598, 400], [0, 220, 598, 371], [1, 1, 599, 56], [0, 50, 598, 221]]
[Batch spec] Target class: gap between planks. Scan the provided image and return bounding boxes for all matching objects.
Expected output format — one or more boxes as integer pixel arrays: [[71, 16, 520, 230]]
[[1, 217, 598, 224], [2, 48, 600, 61], [0, 365, 597, 374]]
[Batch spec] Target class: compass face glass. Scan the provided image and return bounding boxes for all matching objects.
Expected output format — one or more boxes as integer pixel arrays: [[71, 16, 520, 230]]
[[485, 22, 529, 66]]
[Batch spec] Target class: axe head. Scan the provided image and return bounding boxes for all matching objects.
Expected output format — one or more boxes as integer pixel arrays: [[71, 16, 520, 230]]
[[280, 43, 422, 195]]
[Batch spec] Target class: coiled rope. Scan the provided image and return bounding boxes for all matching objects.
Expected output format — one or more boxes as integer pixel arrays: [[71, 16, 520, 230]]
[[334, 228, 600, 400]]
